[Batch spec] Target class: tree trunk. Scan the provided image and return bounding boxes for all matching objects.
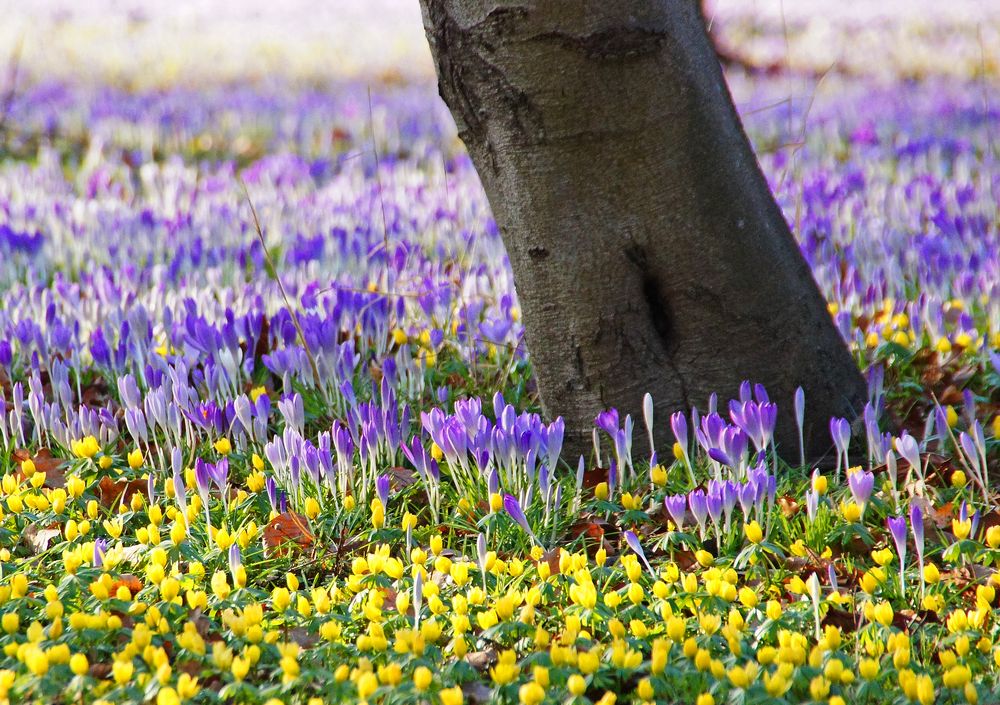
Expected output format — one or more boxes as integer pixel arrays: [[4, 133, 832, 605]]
[[417, 0, 867, 462]]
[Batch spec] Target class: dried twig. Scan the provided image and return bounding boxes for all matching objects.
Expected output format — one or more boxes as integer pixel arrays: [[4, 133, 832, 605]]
[[241, 182, 323, 389]]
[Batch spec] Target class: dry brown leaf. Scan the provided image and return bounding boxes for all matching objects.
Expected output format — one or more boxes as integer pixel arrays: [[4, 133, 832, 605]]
[[96, 476, 148, 507], [13, 449, 66, 489], [263, 512, 315, 555]]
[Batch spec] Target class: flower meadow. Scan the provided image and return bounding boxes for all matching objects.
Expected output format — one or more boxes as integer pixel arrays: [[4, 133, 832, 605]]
[[0, 4, 999, 705]]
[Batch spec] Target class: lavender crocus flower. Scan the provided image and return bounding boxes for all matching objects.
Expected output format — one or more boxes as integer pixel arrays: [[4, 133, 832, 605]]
[[910, 502, 925, 598], [805, 489, 819, 523], [664, 495, 686, 531], [93, 538, 108, 569], [173, 466, 187, 523], [594, 409, 619, 437], [688, 489, 708, 538], [830, 417, 851, 479], [265, 476, 279, 512], [706, 484, 724, 533], [211, 457, 229, 494], [848, 469, 874, 511], [671, 411, 689, 459], [887, 515, 908, 595], [897, 432, 923, 492], [738, 482, 756, 517], [503, 494, 540, 546], [708, 447, 733, 468], [194, 459, 213, 527], [642, 393, 655, 459], [376, 474, 390, 508], [228, 544, 242, 582], [794, 386, 805, 468]]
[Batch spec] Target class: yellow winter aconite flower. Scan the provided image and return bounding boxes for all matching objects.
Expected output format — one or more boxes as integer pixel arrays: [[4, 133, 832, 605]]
[[371, 498, 385, 529], [112, 659, 134, 685], [744, 520, 763, 544], [69, 653, 89, 675], [872, 548, 894, 566], [695, 550, 714, 567], [812, 473, 828, 494], [72, 436, 101, 459], [841, 501, 862, 523], [519, 681, 545, 705]]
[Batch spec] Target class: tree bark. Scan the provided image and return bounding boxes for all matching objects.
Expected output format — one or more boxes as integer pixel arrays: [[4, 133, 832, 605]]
[[417, 0, 867, 462]]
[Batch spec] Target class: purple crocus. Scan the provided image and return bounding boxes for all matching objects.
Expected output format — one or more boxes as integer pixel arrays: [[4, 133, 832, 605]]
[[847, 469, 874, 511], [503, 494, 540, 546], [721, 480, 739, 532], [897, 432, 923, 490], [664, 495, 686, 531], [194, 458, 214, 528], [706, 484, 724, 532], [376, 474, 390, 508], [671, 411, 691, 477], [738, 481, 756, 517], [228, 544, 242, 583], [211, 458, 230, 506], [887, 515, 908, 595], [642, 393, 655, 459], [794, 386, 805, 468], [830, 417, 851, 478], [910, 502, 925, 598], [805, 489, 818, 523], [93, 538, 108, 569], [172, 465, 187, 522], [594, 409, 620, 437], [688, 489, 708, 537], [265, 476, 279, 512]]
